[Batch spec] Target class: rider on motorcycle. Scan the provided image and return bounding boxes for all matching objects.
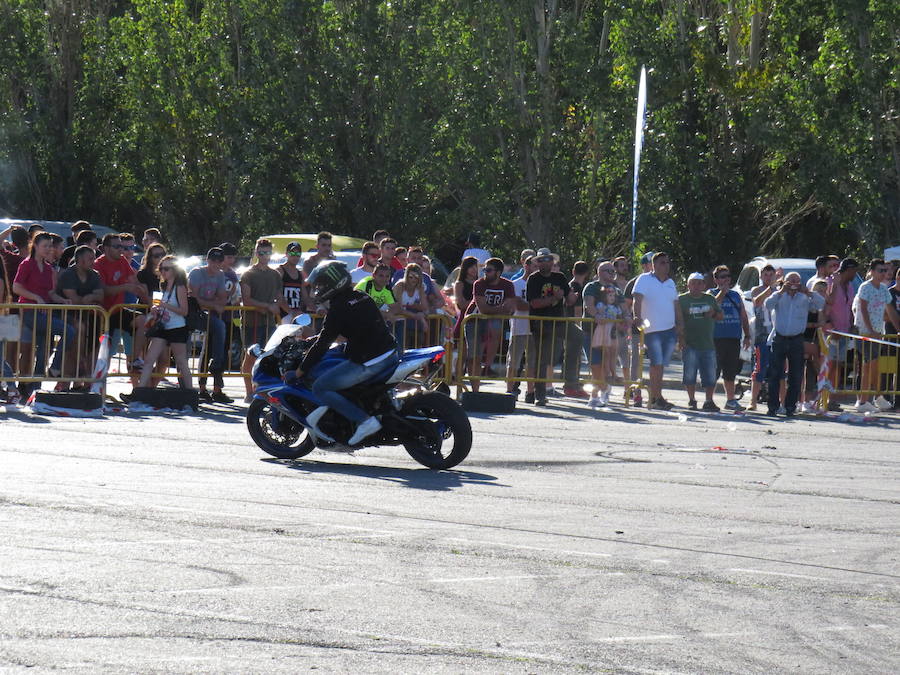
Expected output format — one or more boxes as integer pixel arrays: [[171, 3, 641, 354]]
[[292, 260, 400, 445]]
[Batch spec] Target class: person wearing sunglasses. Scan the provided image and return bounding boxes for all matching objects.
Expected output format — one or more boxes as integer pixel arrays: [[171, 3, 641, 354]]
[[130, 256, 192, 394], [94, 233, 150, 373], [278, 241, 312, 316], [190, 247, 232, 404], [853, 258, 900, 412], [240, 238, 290, 402], [710, 265, 751, 411], [351, 241, 382, 284]]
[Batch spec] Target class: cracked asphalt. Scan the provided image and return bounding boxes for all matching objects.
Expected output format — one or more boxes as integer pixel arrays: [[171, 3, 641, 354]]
[[0, 394, 897, 673]]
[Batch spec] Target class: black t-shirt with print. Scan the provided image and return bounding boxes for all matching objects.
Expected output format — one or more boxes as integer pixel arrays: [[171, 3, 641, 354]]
[[526, 271, 570, 331]]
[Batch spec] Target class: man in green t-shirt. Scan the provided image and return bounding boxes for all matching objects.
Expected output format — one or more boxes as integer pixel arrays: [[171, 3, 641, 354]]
[[678, 272, 723, 411], [355, 263, 408, 350]]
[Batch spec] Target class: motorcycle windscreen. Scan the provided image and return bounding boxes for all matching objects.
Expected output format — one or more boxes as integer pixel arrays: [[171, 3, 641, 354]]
[[263, 324, 304, 352]]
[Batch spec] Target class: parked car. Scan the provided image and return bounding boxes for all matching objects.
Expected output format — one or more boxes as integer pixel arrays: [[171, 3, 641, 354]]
[[733, 256, 862, 347], [259, 233, 367, 256], [0, 218, 119, 244]]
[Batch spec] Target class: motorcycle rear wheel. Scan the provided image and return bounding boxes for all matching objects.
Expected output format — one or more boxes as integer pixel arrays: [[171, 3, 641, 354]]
[[400, 392, 472, 469], [246, 398, 315, 460]]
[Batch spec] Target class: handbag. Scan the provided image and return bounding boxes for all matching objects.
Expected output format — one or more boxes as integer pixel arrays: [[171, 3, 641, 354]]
[[145, 316, 166, 339], [186, 296, 209, 331]]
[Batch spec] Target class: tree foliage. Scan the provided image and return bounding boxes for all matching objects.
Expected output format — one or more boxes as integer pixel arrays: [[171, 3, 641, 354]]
[[1, 0, 897, 271]]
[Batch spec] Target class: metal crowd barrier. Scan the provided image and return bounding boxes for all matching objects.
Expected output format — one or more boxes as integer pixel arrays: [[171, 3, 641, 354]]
[[0, 303, 108, 392], [393, 312, 455, 390], [105, 304, 281, 380], [454, 313, 644, 403], [818, 330, 899, 408], [102, 304, 454, 386]]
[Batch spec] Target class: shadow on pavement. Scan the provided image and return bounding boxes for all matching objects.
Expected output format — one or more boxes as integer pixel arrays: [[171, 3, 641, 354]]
[[0, 407, 53, 423], [260, 457, 506, 492]]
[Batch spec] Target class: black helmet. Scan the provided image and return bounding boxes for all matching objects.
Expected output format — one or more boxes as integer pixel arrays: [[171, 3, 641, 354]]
[[308, 260, 351, 302]]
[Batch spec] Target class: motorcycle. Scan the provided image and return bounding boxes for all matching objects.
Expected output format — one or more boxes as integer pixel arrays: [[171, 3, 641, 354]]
[[246, 315, 472, 470]]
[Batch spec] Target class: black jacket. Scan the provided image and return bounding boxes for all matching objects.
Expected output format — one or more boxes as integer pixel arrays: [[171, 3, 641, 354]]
[[300, 289, 397, 373]]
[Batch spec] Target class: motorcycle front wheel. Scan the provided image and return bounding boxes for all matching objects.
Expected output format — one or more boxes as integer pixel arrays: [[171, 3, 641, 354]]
[[400, 392, 472, 470], [246, 398, 315, 460]]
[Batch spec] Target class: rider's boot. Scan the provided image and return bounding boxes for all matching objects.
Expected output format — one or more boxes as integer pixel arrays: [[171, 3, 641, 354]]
[[305, 406, 336, 443], [348, 416, 382, 446]]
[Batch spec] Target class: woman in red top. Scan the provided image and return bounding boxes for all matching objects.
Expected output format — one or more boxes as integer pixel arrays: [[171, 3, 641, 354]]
[[12, 232, 76, 383]]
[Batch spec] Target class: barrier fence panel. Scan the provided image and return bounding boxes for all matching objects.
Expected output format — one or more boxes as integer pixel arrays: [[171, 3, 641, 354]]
[[455, 313, 644, 403], [106, 303, 150, 377], [392, 312, 454, 389], [103, 305, 453, 388], [818, 331, 899, 408], [1, 303, 109, 394], [105, 304, 282, 382]]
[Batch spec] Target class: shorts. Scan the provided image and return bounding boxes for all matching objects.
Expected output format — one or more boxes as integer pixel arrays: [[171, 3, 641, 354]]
[[158, 326, 188, 344], [644, 328, 676, 367], [682, 347, 716, 388], [242, 311, 276, 349], [464, 317, 503, 352], [858, 338, 881, 362], [752, 343, 771, 383], [827, 335, 850, 361], [714, 337, 742, 380]]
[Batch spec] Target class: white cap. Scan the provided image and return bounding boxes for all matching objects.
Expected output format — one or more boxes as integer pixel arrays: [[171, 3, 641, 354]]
[[687, 272, 705, 282]]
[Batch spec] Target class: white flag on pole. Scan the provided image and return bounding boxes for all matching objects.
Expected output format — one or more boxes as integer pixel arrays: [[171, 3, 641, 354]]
[[631, 66, 648, 250]]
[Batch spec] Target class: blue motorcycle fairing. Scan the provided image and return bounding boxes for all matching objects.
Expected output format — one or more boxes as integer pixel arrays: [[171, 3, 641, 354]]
[[252, 344, 443, 432]]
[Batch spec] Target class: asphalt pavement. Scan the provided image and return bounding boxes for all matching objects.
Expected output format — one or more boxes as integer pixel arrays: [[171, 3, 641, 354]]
[[0, 383, 897, 673]]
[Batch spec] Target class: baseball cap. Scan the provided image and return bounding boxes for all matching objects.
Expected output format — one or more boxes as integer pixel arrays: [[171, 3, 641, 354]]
[[218, 242, 237, 256], [687, 272, 705, 282], [206, 246, 225, 261], [838, 258, 858, 272], [534, 247, 558, 263], [640, 251, 655, 265], [286, 241, 303, 255]]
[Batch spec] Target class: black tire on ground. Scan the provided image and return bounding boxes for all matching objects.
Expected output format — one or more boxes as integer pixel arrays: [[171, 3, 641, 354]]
[[246, 398, 315, 460], [400, 392, 472, 470], [432, 382, 452, 396], [33, 391, 103, 410], [460, 391, 516, 413], [130, 386, 199, 411]]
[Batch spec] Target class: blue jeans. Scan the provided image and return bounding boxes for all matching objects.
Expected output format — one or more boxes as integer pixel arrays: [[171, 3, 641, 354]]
[[768, 334, 804, 413], [312, 351, 400, 424], [198, 314, 227, 388], [20, 310, 76, 375], [1, 341, 12, 380], [682, 347, 717, 388], [644, 328, 676, 367]]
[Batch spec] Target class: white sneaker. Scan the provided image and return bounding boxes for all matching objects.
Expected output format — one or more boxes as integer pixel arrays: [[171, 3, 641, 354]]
[[801, 402, 817, 413], [348, 416, 382, 446], [588, 396, 601, 408], [873, 396, 892, 411], [305, 406, 336, 442], [600, 386, 611, 406], [854, 401, 878, 413]]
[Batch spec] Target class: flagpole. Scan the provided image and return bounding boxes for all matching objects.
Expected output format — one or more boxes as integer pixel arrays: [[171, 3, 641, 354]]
[[631, 66, 647, 258]]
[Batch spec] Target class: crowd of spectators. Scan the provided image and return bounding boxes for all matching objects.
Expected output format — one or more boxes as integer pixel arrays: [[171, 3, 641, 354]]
[[2, 221, 899, 416]]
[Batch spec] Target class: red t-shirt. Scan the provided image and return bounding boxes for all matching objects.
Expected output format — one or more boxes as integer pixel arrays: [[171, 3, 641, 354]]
[[94, 255, 135, 309], [13, 257, 56, 303], [468, 277, 515, 314], [1, 249, 25, 301]]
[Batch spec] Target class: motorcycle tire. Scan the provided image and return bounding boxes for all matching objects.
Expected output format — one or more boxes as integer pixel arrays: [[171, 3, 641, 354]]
[[400, 392, 472, 470], [246, 398, 315, 460]]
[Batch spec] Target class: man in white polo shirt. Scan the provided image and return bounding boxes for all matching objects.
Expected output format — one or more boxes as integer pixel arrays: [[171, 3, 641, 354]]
[[632, 251, 682, 410]]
